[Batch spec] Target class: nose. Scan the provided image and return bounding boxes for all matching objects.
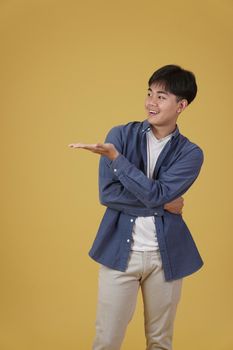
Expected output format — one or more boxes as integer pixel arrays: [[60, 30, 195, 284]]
[[148, 95, 159, 106]]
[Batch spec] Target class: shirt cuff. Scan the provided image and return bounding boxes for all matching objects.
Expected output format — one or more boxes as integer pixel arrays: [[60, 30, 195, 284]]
[[110, 154, 130, 176]]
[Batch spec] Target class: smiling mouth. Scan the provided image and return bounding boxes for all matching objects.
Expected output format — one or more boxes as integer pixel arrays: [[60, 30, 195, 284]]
[[148, 110, 159, 116]]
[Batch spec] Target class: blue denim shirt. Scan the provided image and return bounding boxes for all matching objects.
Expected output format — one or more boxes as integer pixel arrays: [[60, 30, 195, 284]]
[[89, 120, 204, 281]]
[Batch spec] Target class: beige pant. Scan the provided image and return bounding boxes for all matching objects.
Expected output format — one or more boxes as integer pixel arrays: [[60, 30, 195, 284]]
[[92, 250, 182, 350]]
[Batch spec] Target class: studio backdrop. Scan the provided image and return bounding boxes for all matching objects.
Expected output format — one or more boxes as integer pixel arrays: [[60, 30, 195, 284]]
[[1, 1, 232, 349]]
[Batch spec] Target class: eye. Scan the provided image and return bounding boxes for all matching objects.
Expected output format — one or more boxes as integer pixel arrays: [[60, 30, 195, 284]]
[[158, 95, 166, 100], [147, 91, 152, 97]]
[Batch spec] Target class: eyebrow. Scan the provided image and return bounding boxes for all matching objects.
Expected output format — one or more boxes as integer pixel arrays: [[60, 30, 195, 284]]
[[148, 88, 169, 95]]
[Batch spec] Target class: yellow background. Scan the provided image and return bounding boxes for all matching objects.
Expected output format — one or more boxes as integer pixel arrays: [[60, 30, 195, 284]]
[[1, 0, 233, 349]]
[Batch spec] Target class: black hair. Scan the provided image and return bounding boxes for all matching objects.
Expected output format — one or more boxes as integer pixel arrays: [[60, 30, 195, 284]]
[[148, 65, 197, 104]]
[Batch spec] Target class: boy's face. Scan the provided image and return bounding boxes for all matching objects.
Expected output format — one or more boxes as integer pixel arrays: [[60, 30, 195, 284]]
[[145, 83, 187, 129]]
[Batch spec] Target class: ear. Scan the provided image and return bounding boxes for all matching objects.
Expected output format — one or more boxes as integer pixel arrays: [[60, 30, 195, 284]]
[[177, 99, 188, 114]]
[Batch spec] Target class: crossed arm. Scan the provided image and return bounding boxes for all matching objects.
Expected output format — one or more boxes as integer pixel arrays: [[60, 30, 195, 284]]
[[69, 142, 185, 214]]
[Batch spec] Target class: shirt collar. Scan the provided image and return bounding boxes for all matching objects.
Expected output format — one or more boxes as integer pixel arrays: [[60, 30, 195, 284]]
[[141, 119, 180, 140]]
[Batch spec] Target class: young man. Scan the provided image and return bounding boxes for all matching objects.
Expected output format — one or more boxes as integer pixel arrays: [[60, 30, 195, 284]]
[[69, 65, 204, 350]]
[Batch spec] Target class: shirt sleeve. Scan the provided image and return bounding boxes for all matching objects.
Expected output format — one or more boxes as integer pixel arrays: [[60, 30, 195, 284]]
[[110, 146, 204, 208], [99, 126, 165, 216]]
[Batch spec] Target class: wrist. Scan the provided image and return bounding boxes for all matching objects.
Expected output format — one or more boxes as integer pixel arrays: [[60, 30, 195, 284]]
[[109, 150, 119, 161]]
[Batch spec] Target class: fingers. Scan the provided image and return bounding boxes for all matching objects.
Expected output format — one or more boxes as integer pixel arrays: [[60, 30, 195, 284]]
[[68, 143, 110, 153], [172, 196, 184, 205], [68, 142, 117, 160], [68, 143, 108, 157], [68, 143, 83, 148], [68, 143, 95, 148], [68, 143, 105, 148]]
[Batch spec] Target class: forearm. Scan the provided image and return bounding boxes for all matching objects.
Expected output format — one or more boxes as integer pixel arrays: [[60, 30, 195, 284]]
[[99, 167, 164, 216], [108, 149, 203, 208], [100, 156, 183, 215], [100, 200, 164, 216]]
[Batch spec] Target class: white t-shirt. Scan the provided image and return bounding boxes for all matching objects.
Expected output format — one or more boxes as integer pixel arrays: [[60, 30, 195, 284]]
[[131, 130, 172, 251]]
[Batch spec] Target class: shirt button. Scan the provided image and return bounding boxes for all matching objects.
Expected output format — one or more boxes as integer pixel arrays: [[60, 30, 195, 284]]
[[130, 219, 134, 222], [154, 212, 158, 216], [113, 169, 117, 172], [127, 239, 130, 243]]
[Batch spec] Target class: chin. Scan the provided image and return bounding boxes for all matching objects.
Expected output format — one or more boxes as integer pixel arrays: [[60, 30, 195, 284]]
[[147, 116, 159, 124]]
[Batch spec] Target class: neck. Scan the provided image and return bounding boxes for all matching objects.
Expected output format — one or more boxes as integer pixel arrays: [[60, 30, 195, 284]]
[[151, 124, 177, 140]]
